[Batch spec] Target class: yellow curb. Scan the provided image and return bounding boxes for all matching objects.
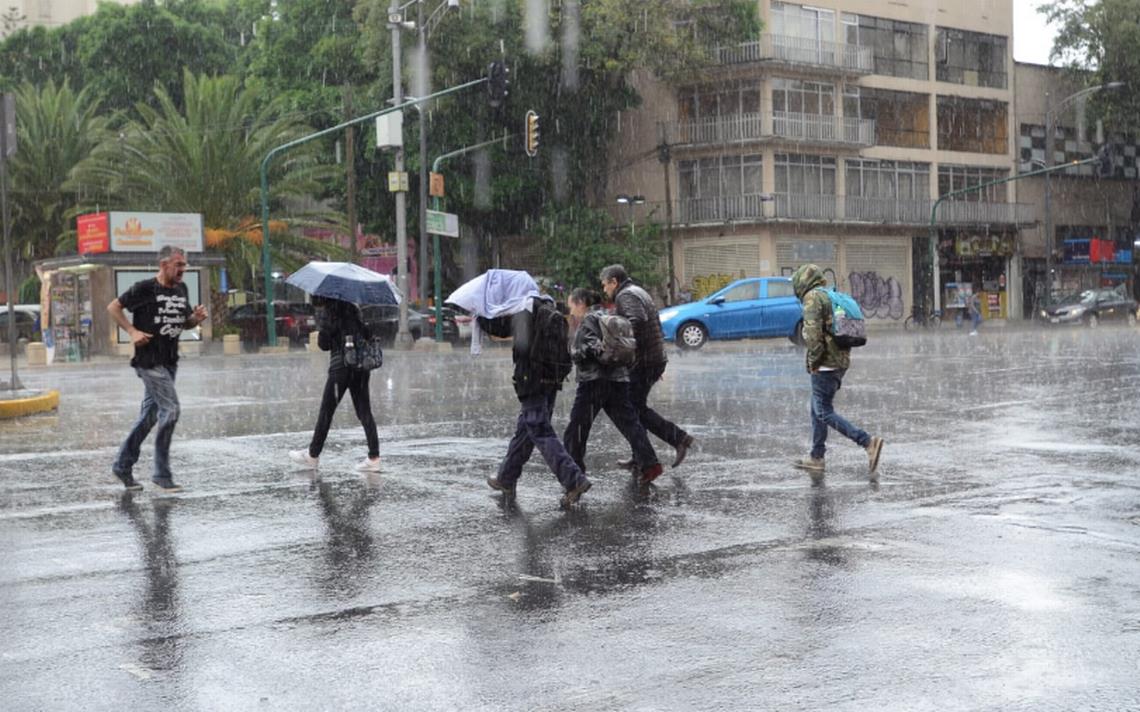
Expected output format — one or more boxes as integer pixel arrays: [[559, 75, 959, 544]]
[[0, 390, 60, 419]]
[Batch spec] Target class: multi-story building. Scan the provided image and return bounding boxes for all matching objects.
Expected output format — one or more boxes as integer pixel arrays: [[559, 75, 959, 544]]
[[610, 0, 1031, 324], [2, 0, 137, 33], [1013, 61, 1139, 316]]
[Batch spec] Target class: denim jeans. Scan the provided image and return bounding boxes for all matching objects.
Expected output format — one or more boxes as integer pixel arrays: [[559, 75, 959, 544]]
[[498, 391, 586, 490], [629, 362, 689, 448], [114, 365, 181, 482], [810, 369, 870, 460], [563, 380, 659, 474]]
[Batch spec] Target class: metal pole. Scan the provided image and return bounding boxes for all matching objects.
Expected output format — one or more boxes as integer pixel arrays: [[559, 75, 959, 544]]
[[433, 194, 442, 342], [391, 0, 412, 346], [1044, 90, 1054, 309], [2, 153, 21, 390], [257, 79, 487, 347], [417, 4, 429, 306]]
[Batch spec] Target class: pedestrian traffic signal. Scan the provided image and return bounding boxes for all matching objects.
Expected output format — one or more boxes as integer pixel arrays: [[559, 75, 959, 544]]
[[487, 61, 509, 108], [1096, 144, 1115, 178], [525, 110, 540, 157]]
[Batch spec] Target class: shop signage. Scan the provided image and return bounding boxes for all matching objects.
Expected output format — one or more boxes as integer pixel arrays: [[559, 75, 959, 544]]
[[77, 212, 110, 254], [955, 234, 1014, 257], [110, 212, 203, 253]]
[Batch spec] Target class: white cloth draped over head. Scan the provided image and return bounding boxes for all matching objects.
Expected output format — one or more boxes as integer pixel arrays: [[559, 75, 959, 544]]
[[446, 269, 542, 354]]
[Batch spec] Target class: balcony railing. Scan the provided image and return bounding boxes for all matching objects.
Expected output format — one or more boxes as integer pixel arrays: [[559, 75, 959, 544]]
[[717, 34, 874, 74], [771, 111, 875, 147], [668, 194, 1034, 226], [665, 112, 875, 148]]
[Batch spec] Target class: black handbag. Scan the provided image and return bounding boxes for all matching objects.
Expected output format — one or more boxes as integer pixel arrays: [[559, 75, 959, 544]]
[[344, 335, 384, 371]]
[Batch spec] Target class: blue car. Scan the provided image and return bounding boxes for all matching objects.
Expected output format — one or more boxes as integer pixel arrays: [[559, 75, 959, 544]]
[[658, 277, 803, 350]]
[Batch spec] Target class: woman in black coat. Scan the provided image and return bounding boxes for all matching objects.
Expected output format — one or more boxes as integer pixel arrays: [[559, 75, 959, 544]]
[[290, 297, 381, 472]]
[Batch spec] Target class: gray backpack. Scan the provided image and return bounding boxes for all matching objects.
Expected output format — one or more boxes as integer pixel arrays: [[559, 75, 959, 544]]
[[596, 313, 637, 366]]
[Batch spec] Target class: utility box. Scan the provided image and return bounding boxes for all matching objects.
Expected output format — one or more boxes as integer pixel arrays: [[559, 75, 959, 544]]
[[376, 112, 403, 149]]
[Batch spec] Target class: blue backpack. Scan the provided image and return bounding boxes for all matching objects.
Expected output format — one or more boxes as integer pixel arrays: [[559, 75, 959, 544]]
[[814, 287, 866, 348]]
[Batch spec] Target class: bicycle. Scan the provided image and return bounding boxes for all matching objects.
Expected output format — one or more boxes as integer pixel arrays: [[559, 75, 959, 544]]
[[903, 306, 941, 331]]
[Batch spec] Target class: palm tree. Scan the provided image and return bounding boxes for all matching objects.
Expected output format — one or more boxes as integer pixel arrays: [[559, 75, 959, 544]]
[[67, 70, 345, 291], [9, 79, 109, 262]]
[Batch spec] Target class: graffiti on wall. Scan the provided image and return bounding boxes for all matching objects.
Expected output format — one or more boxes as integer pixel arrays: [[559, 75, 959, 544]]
[[691, 273, 735, 300], [848, 271, 904, 320]]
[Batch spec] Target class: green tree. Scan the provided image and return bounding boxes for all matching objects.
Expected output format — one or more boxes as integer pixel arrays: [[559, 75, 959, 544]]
[[67, 70, 343, 289], [537, 207, 665, 299], [1041, 0, 1140, 133], [9, 79, 108, 261]]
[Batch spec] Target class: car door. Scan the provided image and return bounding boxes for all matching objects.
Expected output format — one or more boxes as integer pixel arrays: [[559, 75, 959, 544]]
[[1095, 290, 1122, 321], [705, 280, 762, 338], [759, 279, 802, 336]]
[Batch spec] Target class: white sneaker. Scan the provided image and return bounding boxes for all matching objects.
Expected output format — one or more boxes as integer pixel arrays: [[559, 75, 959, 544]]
[[355, 457, 381, 472], [289, 449, 319, 468]]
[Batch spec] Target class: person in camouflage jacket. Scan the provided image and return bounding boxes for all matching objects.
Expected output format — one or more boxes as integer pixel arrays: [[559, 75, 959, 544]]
[[790, 264, 883, 482]]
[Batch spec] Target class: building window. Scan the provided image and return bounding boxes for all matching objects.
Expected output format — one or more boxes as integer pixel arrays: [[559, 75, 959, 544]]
[[772, 78, 835, 116], [770, 2, 835, 44], [846, 159, 930, 200], [677, 84, 762, 122], [848, 14, 928, 80], [775, 153, 836, 194], [937, 165, 1008, 202], [850, 87, 930, 148], [678, 154, 763, 221], [936, 27, 1007, 89], [937, 96, 1008, 154]]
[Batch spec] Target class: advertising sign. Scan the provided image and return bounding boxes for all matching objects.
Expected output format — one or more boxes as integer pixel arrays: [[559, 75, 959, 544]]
[[110, 212, 204, 253], [76, 212, 110, 254]]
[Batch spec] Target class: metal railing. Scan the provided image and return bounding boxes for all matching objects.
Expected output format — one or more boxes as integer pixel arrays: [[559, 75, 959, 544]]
[[666, 112, 875, 148], [717, 34, 874, 73], [771, 111, 875, 146], [667, 194, 1034, 226]]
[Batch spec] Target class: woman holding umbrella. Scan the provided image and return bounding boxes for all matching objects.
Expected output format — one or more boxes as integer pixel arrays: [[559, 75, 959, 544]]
[[286, 262, 399, 472]]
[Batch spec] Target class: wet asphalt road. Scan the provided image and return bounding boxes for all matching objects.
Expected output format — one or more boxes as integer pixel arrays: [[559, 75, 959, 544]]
[[2, 327, 1139, 711]]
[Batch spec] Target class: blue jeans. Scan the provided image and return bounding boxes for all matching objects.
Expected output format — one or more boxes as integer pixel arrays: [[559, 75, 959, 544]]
[[563, 380, 659, 474], [498, 391, 587, 490], [810, 370, 870, 460], [114, 365, 181, 482]]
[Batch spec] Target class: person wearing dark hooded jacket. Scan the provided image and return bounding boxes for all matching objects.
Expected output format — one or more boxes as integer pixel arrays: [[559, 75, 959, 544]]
[[599, 264, 695, 479], [479, 296, 593, 508], [289, 297, 381, 472], [790, 263, 883, 482], [561, 289, 662, 484]]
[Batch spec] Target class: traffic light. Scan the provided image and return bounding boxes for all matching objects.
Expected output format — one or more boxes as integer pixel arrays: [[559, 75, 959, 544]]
[[1096, 144, 1115, 178], [487, 61, 509, 108], [525, 110, 540, 157]]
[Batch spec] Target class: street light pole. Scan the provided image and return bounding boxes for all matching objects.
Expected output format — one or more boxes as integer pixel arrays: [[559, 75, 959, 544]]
[[1043, 81, 1126, 308], [417, 0, 428, 307], [390, 0, 412, 346]]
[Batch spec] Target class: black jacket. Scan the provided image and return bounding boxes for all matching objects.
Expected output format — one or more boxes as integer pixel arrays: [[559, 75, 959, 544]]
[[317, 300, 368, 371], [477, 299, 566, 400], [613, 279, 667, 368], [570, 308, 630, 383]]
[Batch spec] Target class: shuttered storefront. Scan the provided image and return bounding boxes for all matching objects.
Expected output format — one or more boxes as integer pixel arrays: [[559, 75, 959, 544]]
[[776, 240, 839, 282], [844, 241, 909, 322], [683, 241, 762, 282]]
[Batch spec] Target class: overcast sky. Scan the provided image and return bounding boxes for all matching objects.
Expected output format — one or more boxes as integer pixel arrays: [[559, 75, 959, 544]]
[[1013, 0, 1059, 65]]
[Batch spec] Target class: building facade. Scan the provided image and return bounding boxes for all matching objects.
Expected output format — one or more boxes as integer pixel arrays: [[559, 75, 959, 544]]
[[3, 0, 137, 32], [1012, 62, 1139, 316], [609, 0, 1029, 324]]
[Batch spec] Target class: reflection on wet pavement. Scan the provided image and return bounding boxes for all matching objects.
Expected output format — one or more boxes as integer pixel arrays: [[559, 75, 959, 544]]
[[1, 329, 1139, 710]]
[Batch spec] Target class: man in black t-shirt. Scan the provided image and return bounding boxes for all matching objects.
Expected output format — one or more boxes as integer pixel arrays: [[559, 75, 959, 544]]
[[107, 246, 207, 493]]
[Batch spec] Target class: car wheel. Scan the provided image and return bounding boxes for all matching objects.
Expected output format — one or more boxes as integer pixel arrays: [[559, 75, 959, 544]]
[[788, 320, 805, 347], [1087, 313, 1099, 328], [676, 321, 708, 350]]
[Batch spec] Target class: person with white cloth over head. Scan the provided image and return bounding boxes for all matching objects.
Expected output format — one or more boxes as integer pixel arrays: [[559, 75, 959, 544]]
[[447, 269, 592, 508]]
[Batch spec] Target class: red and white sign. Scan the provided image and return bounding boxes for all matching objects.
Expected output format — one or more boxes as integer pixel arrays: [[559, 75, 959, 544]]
[[76, 212, 110, 254], [109, 212, 203, 253]]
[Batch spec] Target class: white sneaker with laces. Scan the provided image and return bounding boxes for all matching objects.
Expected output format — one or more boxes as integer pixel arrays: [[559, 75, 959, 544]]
[[355, 457, 381, 472], [289, 449, 319, 468]]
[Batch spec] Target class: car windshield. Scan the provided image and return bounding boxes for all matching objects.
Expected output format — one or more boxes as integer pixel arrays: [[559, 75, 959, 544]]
[[1058, 291, 1096, 306]]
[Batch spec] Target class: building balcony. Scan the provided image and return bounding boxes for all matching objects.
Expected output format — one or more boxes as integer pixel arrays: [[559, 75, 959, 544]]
[[667, 194, 1034, 227], [664, 112, 875, 149], [716, 34, 874, 75]]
